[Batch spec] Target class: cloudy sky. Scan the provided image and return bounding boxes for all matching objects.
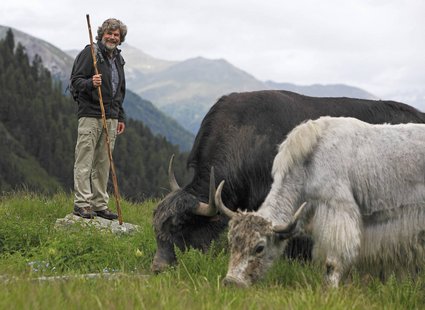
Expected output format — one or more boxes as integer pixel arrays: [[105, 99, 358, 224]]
[[1, 0, 424, 106]]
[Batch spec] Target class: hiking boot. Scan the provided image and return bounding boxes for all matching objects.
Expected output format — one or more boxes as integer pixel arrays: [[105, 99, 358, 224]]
[[73, 206, 96, 219], [95, 208, 118, 220]]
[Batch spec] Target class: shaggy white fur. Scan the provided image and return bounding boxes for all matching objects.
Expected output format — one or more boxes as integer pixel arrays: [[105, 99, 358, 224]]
[[225, 116, 425, 287]]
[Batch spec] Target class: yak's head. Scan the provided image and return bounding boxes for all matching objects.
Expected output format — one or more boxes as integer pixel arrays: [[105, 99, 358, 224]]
[[151, 156, 226, 273], [215, 181, 306, 287]]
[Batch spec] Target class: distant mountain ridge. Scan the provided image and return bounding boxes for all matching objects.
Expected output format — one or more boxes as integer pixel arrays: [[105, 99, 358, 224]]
[[264, 81, 377, 100], [120, 49, 377, 133], [130, 57, 266, 108], [127, 56, 273, 132], [62, 29, 380, 134], [1, 24, 384, 136], [0, 26, 73, 82]]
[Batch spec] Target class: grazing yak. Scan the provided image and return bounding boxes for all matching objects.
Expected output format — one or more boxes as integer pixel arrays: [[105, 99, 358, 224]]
[[151, 90, 425, 273], [216, 116, 425, 288]]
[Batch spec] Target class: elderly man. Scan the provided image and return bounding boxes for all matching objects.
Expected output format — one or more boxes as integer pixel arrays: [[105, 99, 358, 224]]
[[70, 18, 127, 220]]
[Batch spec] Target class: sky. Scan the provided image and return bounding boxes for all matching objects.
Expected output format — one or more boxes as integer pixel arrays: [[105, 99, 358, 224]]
[[1, 0, 424, 106]]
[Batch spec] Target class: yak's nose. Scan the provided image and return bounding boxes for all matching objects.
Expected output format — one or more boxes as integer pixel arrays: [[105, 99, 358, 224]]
[[151, 253, 175, 274], [151, 238, 177, 274], [222, 275, 249, 288], [151, 260, 168, 274]]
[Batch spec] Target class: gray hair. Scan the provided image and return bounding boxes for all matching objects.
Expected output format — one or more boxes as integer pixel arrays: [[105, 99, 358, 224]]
[[96, 18, 128, 44]]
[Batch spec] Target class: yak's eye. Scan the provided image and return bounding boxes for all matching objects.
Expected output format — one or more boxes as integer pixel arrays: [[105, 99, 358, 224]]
[[254, 244, 265, 255]]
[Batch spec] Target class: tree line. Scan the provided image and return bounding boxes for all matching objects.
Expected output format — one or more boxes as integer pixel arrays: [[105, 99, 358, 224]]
[[0, 29, 192, 201]]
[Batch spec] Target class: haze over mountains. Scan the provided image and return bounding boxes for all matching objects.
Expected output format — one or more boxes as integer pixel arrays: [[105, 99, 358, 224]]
[[2, 24, 421, 140]]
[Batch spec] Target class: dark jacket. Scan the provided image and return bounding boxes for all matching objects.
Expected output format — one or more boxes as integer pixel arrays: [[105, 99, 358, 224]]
[[70, 41, 126, 123]]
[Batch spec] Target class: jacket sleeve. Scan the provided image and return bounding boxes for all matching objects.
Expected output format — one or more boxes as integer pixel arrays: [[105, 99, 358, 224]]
[[70, 46, 95, 94], [118, 99, 126, 123], [118, 57, 126, 123]]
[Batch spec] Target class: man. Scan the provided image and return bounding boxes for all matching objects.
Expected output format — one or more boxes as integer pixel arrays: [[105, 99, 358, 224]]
[[70, 18, 127, 220]]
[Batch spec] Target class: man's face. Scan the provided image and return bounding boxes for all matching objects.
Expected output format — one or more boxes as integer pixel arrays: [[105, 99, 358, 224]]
[[102, 29, 121, 51]]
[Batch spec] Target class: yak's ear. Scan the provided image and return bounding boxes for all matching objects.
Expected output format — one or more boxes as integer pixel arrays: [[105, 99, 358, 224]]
[[272, 202, 307, 241], [274, 221, 298, 241]]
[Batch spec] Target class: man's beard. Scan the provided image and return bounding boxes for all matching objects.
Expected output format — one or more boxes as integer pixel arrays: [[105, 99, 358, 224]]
[[102, 38, 118, 52]]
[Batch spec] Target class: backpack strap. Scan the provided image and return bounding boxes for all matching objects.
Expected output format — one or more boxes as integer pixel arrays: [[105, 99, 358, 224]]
[[92, 43, 105, 64]]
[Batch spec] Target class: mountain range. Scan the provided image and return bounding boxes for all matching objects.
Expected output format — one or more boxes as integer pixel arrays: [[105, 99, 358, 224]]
[[122, 52, 377, 133], [1, 25, 395, 141]]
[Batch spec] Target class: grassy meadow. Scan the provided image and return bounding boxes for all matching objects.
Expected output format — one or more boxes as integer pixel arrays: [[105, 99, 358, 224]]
[[0, 191, 424, 309]]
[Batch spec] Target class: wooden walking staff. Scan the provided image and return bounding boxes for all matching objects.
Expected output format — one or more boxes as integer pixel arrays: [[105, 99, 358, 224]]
[[86, 14, 123, 225]]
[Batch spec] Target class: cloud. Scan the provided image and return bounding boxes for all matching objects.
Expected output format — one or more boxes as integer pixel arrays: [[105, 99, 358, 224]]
[[0, 0, 424, 106]]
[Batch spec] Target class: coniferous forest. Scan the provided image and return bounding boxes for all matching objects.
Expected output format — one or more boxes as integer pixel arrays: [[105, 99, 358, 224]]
[[0, 29, 191, 201]]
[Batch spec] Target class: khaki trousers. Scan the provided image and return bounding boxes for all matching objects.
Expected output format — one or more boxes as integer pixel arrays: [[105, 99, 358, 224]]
[[74, 117, 118, 211]]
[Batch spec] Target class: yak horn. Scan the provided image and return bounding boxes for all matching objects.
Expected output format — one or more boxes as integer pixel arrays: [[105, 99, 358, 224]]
[[193, 167, 219, 217], [168, 154, 180, 192], [215, 180, 237, 219], [273, 202, 307, 234]]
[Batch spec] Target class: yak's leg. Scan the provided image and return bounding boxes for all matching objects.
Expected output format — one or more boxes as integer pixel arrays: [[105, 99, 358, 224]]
[[312, 201, 362, 288]]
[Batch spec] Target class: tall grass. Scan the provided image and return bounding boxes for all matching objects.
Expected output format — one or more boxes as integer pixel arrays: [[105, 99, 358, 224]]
[[0, 192, 424, 309]]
